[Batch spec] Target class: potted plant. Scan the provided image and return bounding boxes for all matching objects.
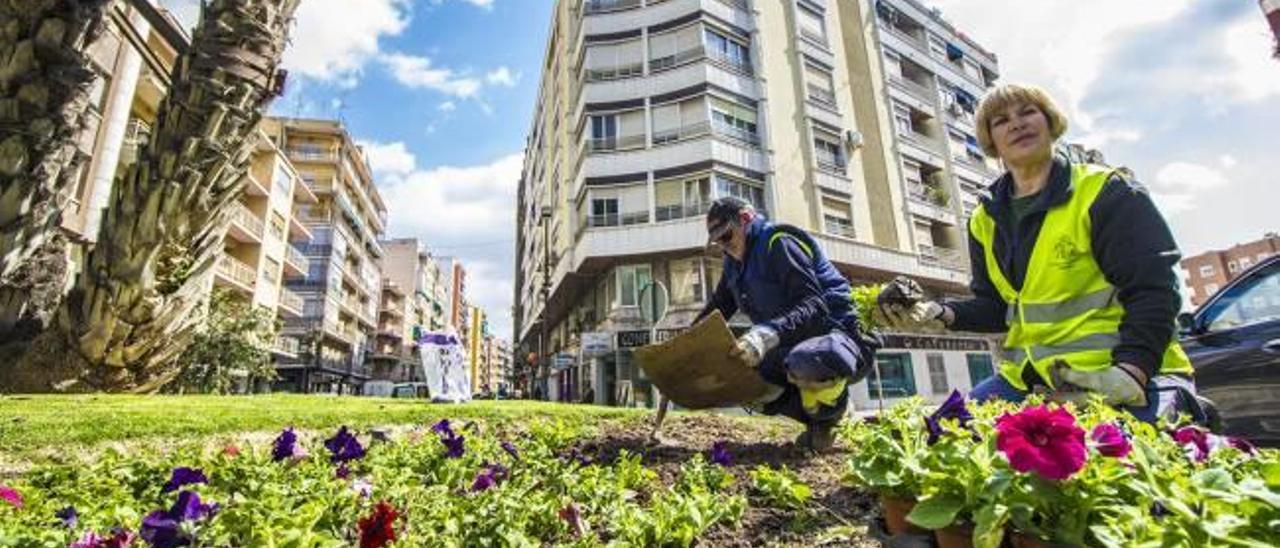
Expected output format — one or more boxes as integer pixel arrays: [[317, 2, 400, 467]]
[[845, 398, 930, 534]]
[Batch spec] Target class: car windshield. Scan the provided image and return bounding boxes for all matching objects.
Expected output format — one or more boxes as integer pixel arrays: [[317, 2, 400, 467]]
[[1203, 260, 1280, 332]]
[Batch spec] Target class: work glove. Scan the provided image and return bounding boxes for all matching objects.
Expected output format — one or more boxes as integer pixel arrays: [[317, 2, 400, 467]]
[[729, 325, 779, 368], [880, 301, 951, 332], [1052, 362, 1149, 407]]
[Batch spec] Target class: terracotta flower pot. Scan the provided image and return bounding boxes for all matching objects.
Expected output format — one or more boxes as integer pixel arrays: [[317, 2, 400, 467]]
[[934, 523, 975, 548], [879, 494, 927, 535]]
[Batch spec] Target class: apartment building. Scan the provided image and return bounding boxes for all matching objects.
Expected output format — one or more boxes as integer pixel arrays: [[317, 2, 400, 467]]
[[482, 336, 513, 396], [1182, 234, 1280, 307], [372, 238, 465, 383], [62, 1, 313, 380], [513, 0, 1002, 410], [267, 117, 388, 394]]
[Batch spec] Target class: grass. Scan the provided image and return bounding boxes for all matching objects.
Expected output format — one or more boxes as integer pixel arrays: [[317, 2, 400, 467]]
[[0, 394, 645, 461]]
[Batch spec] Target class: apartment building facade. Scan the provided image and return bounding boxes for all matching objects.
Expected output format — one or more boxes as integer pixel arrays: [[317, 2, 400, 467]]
[[268, 117, 389, 394], [1182, 234, 1280, 307], [63, 1, 314, 380], [513, 0, 1002, 409]]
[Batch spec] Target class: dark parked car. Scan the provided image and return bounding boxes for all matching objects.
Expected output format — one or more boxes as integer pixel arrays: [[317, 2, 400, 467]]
[[1180, 255, 1280, 447]]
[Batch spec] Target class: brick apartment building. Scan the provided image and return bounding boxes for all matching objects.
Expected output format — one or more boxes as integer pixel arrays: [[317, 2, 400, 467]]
[[1181, 233, 1280, 306]]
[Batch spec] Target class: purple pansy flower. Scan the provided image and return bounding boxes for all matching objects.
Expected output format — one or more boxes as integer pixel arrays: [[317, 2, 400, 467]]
[[1090, 423, 1132, 458], [71, 527, 137, 548], [471, 462, 510, 492], [431, 419, 455, 438], [161, 467, 208, 494], [335, 463, 351, 479], [442, 433, 466, 459], [710, 441, 732, 466], [56, 505, 79, 528], [501, 440, 520, 460], [323, 426, 366, 464], [1172, 426, 1214, 462], [272, 428, 304, 462], [924, 390, 974, 445], [140, 491, 217, 548], [1228, 436, 1257, 455]]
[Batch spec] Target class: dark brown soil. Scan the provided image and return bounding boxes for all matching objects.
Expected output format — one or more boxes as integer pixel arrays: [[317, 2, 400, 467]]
[[569, 413, 883, 547]]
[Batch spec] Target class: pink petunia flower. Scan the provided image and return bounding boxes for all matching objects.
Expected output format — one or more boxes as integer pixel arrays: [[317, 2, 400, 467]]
[[995, 405, 1087, 481], [1090, 423, 1132, 459], [0, 484, 21, 508]]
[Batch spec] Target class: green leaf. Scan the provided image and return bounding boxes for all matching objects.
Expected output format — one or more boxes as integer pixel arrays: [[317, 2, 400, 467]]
[[973, 503, 1008, 548], [907, 494, 965, 529]]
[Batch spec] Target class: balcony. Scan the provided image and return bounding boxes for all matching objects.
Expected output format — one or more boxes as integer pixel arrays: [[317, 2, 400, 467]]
[[710, 120, 760, 147], [227, 201, 264, 243], [807, 84, 837, 108], [817, 155, 848, 176], [272, 336, 301, 357], [288, 147, 337, 164], [705, 47, 752, 75], [824, 218, 856, 240], [283, 244, 309, 277], [583, 0, 640, 14], [215, 254, 256, 293], [888, 74, 936, 105], [587, 133, 646, 153], [906, 186, 957, 225], [584, 211, 650, 229], [652, 120, 711, 146], [278, 287, 305, 317], [918, 244, 969, 272], [881, 24, 929, 57], [584, 61, 644, 82]]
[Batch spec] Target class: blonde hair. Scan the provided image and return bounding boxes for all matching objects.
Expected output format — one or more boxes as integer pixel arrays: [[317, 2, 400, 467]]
[[974, 83, 1068, 158]]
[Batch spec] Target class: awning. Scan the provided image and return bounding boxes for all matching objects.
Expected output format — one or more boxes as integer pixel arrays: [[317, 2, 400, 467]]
[[946, 43, 965, 62]]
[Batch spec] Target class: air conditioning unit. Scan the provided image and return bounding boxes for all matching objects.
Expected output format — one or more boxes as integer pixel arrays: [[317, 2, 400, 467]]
[[844, 130, 864, 150]]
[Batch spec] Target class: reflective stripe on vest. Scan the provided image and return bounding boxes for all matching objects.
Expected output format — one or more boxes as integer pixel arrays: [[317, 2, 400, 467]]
[[970, 163, 1194, 391]]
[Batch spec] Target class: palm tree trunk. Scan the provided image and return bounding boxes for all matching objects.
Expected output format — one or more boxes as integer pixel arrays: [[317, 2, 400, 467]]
[[0, 0, 111, 334], [2, 0, 298, 392]]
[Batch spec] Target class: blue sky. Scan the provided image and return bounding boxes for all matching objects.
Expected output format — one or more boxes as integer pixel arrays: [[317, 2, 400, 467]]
[[158, 0, 1280, 338]]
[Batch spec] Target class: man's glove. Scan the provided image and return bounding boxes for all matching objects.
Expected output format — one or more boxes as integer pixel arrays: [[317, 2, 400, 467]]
[[1053, 362, 1149, 407], [880, 301, 951, 332], [729, 325, 779, 368]]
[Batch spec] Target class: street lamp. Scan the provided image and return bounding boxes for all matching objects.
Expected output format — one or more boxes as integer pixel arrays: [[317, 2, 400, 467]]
[[539, 205, 552, 401]]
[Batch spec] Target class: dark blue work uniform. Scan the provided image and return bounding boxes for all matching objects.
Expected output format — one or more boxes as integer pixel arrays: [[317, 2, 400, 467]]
[[697, 217, 872, 426]]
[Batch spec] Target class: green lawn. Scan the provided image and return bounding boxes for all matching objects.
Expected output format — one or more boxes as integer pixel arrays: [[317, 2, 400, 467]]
[[0, 394, 644, 461]]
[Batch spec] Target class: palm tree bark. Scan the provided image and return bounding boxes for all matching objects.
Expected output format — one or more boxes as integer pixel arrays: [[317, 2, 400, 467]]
[[2, 0, 298, 392], [0, 0, 111, 334]]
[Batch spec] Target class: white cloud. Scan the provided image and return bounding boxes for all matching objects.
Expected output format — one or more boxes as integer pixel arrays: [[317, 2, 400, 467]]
[[1222, 17, 1280, 101], [428, 0, 495, 9], [379, 53, 484, 98], [1219, 154, 1237, 169], [282, 0, 411, 84], [378, 149, 525, 338], [485, 67, 519, 87], [153, 0, 200, 30], [360, 141, 418, 178], [438, 101, 457, 112], [1149, 161, 1231, 215]]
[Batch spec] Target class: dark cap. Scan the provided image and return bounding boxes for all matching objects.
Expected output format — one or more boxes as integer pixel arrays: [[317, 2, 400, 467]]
[[706, 197, 753, 243]]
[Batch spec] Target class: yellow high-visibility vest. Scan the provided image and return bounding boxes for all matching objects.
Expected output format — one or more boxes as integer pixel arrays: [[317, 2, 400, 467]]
[[969, 163, 1193, 390]]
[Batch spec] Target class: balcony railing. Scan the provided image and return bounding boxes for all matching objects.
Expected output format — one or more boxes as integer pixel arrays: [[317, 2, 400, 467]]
[[711, 120, 761, 146], [824, 219, 856, 239], [918, 244, 969, 271], [649, 46, 705, 72], [288, 147, 337, 163], [274, 336, 301, 355], [655, 202, 709, 222], [587, 133, 646, 152], [807, 84, 837, 107], [279, 287, 305, 312], [652, 120, 711, 145], [817, 157, 848, 175], [285, 244, 309, 273], [583, 0, 640, 14], [888, 74, 936, 103], [706, 48, 752, 74], [217, 254, 256, 288], [230, 201, 263, 238], [883, 24, 929, 55], [908, 183, 950, 207], [584, 61, 644, 82], [586, 211, 650, 228]]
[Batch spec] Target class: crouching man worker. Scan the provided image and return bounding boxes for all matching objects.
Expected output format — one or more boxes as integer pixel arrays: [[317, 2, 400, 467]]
[[696, 197, 875, 451], [879, 83, 1198, 424]]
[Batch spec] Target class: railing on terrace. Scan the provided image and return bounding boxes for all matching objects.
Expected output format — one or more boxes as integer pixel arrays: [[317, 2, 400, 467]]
[[883, 24, 929, 54], [706, 48, 752, 74], [887, 74, 936, 103], [274, 336, 301, 355], [588, 133, 646, 152], [585, 61, 644, 82], [817, 157, 848, 175], [279, 287, 305, 312], [711, 120, 761, 146], [652, 120, 711, 145], [649, 46, 705, 72], [807, 84, 836, 107], [825, 219, 856, 239], [288, 147, 336, 162], [285, 245, 309, 272], [583, 0, 640, 14], [655, 202, 709, 222], [585, 211, 650, 228], [918, 244, 969, 271], [217, 254, 256, 288], [230, 201, 263, 238]]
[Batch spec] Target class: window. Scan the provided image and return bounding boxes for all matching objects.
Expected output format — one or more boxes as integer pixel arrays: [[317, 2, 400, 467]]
[[704, 28, 750, 72], [262, 258, 281, 287], [868, 353, 916, 398], [797, 3, 827, 45], [927, 354, 948, 394], [710, 96, 759, 144], [617, 264, 653, 307], [822, 197, 853, 238], [269, 212, 286, 241], [892, 103, 913, 136], [813, 127, 845, 173], [1202, 260, 1280, 331], [669, 258, 704, 305], [590, 197, 618, 227], [1199, 264, 1215, 277], [589, 115, 617, 151], [657, 175, 711, 221], [272, 163, 293, 202], [966, 353, 994, 387], [1228, 260, 1239, 274], [648, 24, 702, 71], [716, 174, 765, 213], [1205, 283, 1220, 296], [652, 97, 708, 144], [583, 39, 644, 80], [1241, 257, 1253, 270], [805, 63, 836, 106]]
